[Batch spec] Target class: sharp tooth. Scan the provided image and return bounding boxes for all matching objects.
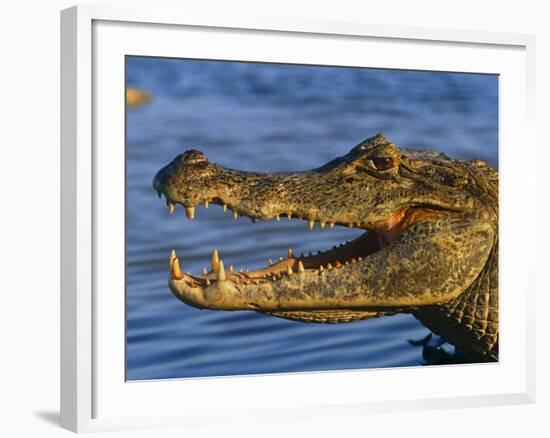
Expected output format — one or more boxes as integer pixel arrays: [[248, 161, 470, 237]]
[[329, 222, 335, 229], [168, 202, 175, 215], [298, 260, 305, 273], [268, 258, 273, 266], [327, 263, 333, 270], [287, 213, 292, 220], [319, 265, 324, 272], [217, 260, 226, 281], [169, 249, 176, 269], [185, 206, 195, 219], [335, 260, 342, 268], [275, 214, 280, 221], [223, 204, 227, 212], [320, 222, 326, 229], [206, 278, 211, 286], [170, 256, 183, 280], [308, 220, 314, 230], [287, 266, 293, 275], [211, 249, 220, 271], [202, 267, 208, 276], [204, 201, 209, 208], [229, 265, 234, 272], [233, 211, 238, 220], [288, 248, 293, 258], [272, 275, 277, 281]]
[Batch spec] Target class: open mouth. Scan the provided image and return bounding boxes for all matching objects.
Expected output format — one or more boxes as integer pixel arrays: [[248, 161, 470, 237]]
[[158, 193, 402, 289]]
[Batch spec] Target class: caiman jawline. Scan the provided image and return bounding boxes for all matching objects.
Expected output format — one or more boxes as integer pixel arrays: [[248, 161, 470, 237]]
[[160, 194, 431, 289]]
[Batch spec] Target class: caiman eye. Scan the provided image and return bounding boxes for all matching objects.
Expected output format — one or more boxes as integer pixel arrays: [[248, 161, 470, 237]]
[[371, 157, 394, 171]]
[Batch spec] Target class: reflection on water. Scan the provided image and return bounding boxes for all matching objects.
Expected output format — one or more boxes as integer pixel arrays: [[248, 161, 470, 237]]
[[126, 57, 498, 380]]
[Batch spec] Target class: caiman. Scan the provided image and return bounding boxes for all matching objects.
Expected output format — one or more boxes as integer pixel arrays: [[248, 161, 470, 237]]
[[153, 133, 499, 362]]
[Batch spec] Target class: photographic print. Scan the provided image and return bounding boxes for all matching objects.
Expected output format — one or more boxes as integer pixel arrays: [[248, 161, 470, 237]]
[[126, 56, 498, 380]]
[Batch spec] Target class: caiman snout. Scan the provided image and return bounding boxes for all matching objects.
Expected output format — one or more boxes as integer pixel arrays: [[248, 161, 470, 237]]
[[153, 149, 219, 218]]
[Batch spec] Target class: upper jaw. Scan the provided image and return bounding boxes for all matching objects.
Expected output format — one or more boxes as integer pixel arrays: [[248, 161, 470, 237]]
[[153, 168, 374, 231], [154, 165, 471, 233], [153, 149, 376, 229], [158, 193, 371, 230]]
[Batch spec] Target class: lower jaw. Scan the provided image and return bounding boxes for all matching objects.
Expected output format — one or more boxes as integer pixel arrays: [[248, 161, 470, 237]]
[[170, 229, 383, 288]]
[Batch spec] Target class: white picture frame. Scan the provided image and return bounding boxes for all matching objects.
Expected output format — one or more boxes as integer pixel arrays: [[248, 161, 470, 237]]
[[60, 4, 536, 433]]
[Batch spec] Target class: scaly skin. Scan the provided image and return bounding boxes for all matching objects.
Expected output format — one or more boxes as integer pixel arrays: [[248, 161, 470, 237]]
[[153, 134, 499, 362]]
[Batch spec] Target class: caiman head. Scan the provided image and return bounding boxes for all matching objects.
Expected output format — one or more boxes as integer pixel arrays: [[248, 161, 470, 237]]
[[153, 133, 497, 323]]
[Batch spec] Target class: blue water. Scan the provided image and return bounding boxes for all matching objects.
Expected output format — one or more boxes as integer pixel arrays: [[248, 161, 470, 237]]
[[125, 56, 498, 380]]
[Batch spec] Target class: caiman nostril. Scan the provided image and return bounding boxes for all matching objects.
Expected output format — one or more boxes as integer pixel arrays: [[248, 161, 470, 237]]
[[181, 149, 208, 165]]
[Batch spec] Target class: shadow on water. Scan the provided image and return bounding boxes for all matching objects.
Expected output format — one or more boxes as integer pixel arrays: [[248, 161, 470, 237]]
[[125, 57, 498, 380]]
